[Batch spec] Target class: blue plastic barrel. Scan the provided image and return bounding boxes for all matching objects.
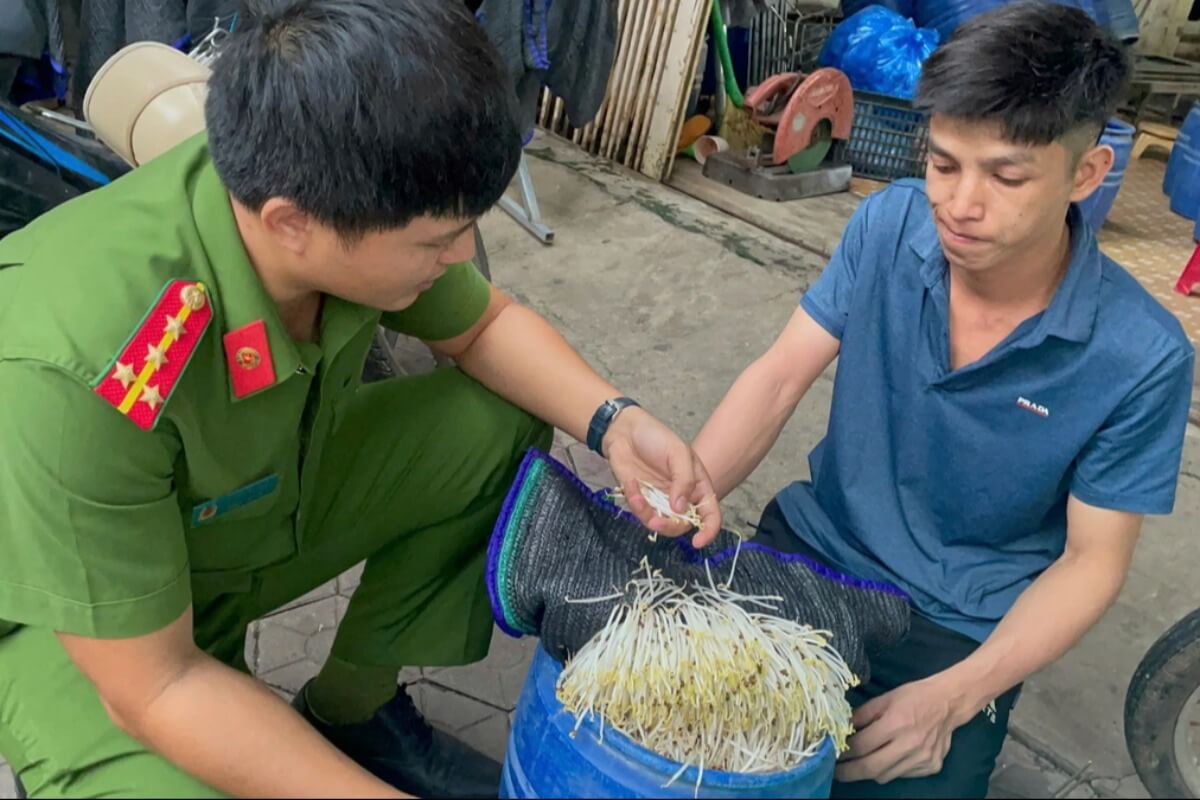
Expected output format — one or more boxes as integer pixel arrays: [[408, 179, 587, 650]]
[[501, 646, 838, 799], [914, 0, 1107, 41], [841, 0, 917, 20], [1169, 146, 1200, 222], [1165, 102, 1200, 199], [1077, 117, 1135, 231], [1103, 0, 1139, 41], [913, 0, 1002, 40]]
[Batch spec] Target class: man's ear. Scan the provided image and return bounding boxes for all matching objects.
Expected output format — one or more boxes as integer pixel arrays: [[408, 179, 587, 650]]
[[1068, 144, 1114, 203], [259, 198, 315, 256]]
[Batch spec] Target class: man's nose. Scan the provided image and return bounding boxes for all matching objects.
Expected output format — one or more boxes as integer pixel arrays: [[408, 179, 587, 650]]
[[945, 173, 986, 222]]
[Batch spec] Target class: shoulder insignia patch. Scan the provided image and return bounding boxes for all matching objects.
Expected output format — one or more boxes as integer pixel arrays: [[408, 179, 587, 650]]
[[93, 280, 213, 430]]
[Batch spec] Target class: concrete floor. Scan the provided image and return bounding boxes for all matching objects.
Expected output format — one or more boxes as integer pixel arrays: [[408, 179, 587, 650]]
[[3, 132, 1198, 797]]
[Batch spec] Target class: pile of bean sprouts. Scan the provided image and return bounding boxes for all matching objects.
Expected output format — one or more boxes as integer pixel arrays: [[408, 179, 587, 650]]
[[556, 545, 858, 793]]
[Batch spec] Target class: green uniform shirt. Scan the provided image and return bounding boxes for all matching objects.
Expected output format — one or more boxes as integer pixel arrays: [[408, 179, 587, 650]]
[[0, 134, 491, 639]]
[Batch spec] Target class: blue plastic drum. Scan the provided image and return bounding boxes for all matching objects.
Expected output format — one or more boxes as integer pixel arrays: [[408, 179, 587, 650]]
[[1165, 103, 1200, 200], [1169, 146, 1200, 222], [501, 646, 838, 799]]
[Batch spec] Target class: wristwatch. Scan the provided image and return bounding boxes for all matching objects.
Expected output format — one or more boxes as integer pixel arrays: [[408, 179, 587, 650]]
[[587, 397, 640, 454]]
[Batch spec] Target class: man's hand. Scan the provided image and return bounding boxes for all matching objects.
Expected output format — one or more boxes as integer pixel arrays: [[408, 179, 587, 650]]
[[603, 406, 721, 546], [835, 678, 973, 785]]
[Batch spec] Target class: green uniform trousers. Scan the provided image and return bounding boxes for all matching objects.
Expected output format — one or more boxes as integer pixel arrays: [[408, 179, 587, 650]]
[[0, 367, 551, 798]]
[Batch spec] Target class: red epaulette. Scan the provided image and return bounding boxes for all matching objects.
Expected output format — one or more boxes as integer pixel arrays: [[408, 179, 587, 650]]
[[93, 280, 213, 430]]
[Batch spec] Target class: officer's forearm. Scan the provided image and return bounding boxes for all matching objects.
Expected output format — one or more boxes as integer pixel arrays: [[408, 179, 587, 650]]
[[128, 655, 404, 798], [455, 301, 625, 443]]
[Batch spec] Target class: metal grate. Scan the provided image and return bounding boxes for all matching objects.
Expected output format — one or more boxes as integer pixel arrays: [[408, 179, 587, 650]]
[[747, 1, 840, 88]]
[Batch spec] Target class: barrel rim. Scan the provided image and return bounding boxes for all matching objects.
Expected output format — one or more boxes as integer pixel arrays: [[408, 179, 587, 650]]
[[1104, 118, 1137, 137]]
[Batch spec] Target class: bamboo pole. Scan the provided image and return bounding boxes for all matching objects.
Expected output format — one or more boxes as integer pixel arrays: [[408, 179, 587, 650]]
[[550, 96, 566, 134], [628, 0, 675, 168], [642, 0, 710, 180], [537, 87, 553, 129], [598, 0, 639, 158], [606, 0, 655, 162]]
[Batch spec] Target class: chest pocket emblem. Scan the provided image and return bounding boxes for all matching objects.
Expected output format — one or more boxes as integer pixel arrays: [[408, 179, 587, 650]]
[[191, 473, 280, 526]]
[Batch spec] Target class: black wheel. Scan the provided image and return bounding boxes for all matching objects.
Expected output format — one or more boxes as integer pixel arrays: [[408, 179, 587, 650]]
[[1126, 608, 1200, 798]]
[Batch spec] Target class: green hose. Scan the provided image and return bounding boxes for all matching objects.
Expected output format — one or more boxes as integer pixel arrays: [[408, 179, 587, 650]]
[[710, 0, 745, 109]]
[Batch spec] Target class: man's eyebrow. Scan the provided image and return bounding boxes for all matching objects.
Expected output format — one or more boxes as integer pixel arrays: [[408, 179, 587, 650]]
[[980, 151, 1036, 170], [928, 139, 1035, 170], [420, 219, 476, 247], [928, 141, 957, 161]]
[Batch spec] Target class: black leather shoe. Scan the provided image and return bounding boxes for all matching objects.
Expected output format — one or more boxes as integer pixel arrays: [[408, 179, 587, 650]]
[[292, 682, 502, 798]]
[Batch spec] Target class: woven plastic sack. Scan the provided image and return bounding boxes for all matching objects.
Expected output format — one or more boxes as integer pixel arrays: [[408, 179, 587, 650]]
[[487, 448, 911, 681]]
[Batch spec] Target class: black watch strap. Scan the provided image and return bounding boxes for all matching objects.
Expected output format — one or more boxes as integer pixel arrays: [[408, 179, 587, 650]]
[[586, 397, 640, 454]]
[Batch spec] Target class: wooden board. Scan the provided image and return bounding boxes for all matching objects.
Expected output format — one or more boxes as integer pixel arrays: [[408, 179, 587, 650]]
[[1137, 0, 1193, 55], [536, 0, 712, 181], [1177, 20, 1200, 61], [665, 158, 866, 258], [641, 0, 711, 180]]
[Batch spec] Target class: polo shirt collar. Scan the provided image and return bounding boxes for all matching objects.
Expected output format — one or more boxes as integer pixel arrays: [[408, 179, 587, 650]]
[[910, 204, 1101, 345], [190, 143, 302, 400], [1039, 205, 1102, 344], [910, 217, 944, 289]]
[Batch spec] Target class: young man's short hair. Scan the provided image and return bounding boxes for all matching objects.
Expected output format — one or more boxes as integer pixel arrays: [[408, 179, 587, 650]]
[[205, 0, 521, 238], [915, 2, 1131, 151]]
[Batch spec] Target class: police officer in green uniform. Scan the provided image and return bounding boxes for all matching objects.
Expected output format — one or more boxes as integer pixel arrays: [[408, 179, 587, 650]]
[[0, 1, 722, 797]]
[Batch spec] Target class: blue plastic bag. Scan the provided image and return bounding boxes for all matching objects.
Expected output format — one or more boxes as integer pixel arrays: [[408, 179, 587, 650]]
[[819, 6, 940, 99]]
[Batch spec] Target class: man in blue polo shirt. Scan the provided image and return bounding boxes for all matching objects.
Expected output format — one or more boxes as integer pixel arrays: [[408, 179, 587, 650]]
[[692, 3, 1194, 797]]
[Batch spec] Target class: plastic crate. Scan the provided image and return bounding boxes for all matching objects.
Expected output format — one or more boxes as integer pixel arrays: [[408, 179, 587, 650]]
[[833, 90, 929, 181]]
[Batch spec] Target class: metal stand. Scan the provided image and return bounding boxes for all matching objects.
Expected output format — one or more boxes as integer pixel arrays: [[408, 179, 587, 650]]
[[703, 150, 851, 202], [499, 152, 555, 244]]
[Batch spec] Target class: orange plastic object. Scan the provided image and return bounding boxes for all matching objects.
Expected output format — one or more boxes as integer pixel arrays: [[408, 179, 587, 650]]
[[677, 114, 713, 152]]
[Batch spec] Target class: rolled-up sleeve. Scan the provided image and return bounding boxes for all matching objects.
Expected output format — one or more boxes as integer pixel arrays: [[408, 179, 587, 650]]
[[800, 196, 874, 340], [1070, 347, 1195, 515], [380, 261, 491, 342]]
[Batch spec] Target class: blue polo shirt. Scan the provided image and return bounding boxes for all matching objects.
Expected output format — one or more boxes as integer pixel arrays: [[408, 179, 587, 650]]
[[777, 179, 1195, 642]]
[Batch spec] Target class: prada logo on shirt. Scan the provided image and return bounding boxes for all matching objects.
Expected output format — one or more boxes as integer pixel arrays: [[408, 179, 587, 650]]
[[1016, 396, 1050, 418]]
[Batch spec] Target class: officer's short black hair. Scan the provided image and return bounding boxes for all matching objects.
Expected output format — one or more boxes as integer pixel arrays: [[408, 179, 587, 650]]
[[205, 0, 521, 239], [915, 2, 1130, 152]]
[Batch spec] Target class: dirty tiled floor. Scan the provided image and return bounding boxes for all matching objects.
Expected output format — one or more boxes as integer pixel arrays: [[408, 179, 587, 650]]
[[1098, 154, 1199, 343]]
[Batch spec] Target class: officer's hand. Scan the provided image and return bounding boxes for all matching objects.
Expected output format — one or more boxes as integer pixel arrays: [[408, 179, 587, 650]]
[[601, 406, 722, 546]]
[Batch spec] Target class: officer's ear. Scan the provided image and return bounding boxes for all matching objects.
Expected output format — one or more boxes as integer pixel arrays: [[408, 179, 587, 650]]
[[259, 198, 319, 257]]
